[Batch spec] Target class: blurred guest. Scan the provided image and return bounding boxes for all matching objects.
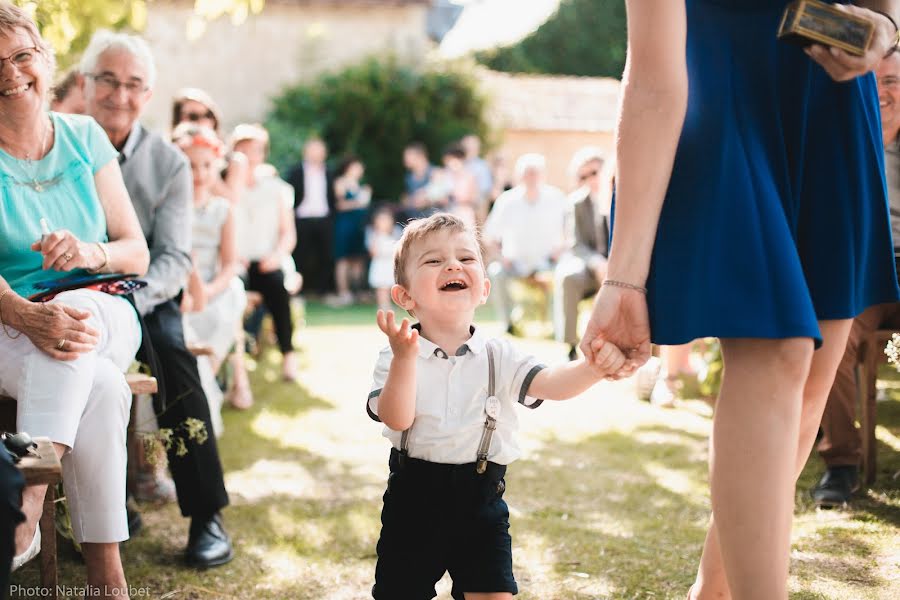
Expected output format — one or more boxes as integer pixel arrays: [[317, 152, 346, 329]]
[[367, 205, 401, 312], [329, 156, 372, 307], [461, 133, 493, 221], [812, 52, 900, 508], [287, 139, 335, 295], [489, 153, 513, 207], [170, 88, 247, 204], [484, 153, 566, 333], [82, 29, 234, 568], [231, 124, 299, 381], [50, 67, 84, 114], [173, 123, 252, 415], [401, 141, 439, 220], [554, 147, 611, 360], [442, 144, 478, 225]]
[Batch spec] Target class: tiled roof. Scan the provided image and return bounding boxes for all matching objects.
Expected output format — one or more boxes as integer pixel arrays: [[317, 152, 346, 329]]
[[478, 69, 621, 133]]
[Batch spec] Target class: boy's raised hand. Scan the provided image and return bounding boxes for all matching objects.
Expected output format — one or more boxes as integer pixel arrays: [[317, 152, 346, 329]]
[[377, 310, 419, 360]]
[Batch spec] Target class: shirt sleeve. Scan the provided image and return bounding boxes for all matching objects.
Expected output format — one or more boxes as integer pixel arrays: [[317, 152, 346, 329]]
[[367, 346, 393, 422], [84, 116, 119, 174], [492, 338, 546, 409]]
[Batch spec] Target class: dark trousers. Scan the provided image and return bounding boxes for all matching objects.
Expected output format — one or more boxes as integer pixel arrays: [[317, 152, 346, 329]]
[[246, 264, 295, 355], [144, 300, 229, 518], [0, 449, 23, 600], [293, 216, 334, 295]]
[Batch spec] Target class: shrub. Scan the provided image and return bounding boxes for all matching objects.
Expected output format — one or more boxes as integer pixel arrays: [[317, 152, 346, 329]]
[[265, 55, 490, 202]]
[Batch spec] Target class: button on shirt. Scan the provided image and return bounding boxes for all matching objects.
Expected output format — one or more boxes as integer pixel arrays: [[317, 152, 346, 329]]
[[367, 326, 546, 465], [483, 184, 567, 273]]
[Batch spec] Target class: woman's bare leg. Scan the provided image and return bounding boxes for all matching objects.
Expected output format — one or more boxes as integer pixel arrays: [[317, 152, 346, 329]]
[[82, 542, 128, 598], [691, 320, 852, 600]]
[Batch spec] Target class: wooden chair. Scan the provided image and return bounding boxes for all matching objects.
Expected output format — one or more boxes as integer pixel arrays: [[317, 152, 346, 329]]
[[0, 372, 157, 599], [854, 328, 895, 486]]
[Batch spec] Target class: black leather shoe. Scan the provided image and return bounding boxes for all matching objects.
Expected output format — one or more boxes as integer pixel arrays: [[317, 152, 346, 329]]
[[186, 513, 234, 568], [811, 465, 859, 508]]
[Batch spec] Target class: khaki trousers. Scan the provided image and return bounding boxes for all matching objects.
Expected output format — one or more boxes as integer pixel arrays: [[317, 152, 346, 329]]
[[818, 303, 900, 466]]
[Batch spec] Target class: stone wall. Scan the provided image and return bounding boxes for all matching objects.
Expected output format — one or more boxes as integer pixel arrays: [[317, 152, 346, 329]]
[[141, 0, 431, 131]]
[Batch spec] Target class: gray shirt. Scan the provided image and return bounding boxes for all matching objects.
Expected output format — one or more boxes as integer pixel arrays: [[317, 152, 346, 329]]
[[119, 123, 193, 315], [886, 137, 900, 254]]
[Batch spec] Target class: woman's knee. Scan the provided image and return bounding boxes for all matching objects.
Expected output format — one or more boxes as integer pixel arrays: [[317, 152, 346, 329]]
[[722, 337, 814, 387], [87, 364, 132, 433]]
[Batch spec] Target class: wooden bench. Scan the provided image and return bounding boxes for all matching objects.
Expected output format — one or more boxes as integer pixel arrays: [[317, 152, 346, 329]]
[[855, 328, 895, 486], [0, 372, 157, 599]]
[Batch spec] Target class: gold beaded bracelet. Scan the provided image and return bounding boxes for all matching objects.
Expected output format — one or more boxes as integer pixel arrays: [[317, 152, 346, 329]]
[[87, 242, 110, 274], [602, 279, 648, 294], [0, 289, 22, 340]]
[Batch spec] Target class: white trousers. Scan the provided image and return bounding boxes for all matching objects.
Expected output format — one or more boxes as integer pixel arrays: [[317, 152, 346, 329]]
[[0, 290, 140, 543]]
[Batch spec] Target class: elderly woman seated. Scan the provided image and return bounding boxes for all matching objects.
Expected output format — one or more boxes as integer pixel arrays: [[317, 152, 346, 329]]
[[0, 3, 149, 596]]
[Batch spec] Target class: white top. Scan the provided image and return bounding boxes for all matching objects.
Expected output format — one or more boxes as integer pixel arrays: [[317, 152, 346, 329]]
[[296, 162, 329, 219], [367, 325, 545, 465], [234, 172, 294, 261], [483, 184, 567, 272]]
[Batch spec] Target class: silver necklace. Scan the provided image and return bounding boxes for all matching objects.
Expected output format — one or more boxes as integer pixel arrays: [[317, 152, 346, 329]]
[[5, 115, 56, 192]]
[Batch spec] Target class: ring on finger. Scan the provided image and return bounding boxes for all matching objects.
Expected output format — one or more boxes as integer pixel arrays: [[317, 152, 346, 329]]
[[63, 252, 73, 262], [56, 338, 67, 350]]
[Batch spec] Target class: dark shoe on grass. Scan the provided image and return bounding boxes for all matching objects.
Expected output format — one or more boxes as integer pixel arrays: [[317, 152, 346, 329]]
[[811, 465, 859, 508], [186, 512, 234, 568]]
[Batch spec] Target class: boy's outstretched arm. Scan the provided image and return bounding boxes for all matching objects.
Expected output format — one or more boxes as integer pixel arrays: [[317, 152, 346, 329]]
[[375, 310, 419, 431], [528, 339, 626, 400]]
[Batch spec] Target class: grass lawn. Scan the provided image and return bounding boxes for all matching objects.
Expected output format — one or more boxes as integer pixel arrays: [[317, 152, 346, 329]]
[[10, 301, 900, 599]]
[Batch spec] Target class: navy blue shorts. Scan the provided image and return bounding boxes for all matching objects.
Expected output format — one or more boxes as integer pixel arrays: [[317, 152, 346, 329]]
[[372, 449, 518, 600]]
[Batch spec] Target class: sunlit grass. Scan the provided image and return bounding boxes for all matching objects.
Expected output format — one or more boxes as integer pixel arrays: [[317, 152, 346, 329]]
[[9, 301, 899, 599]]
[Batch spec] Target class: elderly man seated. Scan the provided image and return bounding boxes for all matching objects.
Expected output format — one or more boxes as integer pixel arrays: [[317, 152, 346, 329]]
[[553, 148, 612, 360], [483, 153, 567, 334], [0, 4, 149, 595], [81, 30, 233, 568]]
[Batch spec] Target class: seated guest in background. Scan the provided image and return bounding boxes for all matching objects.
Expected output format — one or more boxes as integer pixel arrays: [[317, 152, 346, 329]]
[[49, 66, 84, 114], [231, 124, 299, 381], [81, 29, 234, 568], [173, 123, 252, 416], [287, 138, 335, 296], [460, 133, 493, 222], [812, 52, 900, 508], [441, 144, 479, 225], [484, 153, 567, 334], [401, 141, 439, 220], [329, 155, 372, 307], [171, 88, 247, 204], [554, 148, 611, 361], [0, 6, 150, 593]]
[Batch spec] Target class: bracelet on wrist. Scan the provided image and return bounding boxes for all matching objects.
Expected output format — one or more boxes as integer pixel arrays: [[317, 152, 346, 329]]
[[873, 10, 900, 57], [0, 289, 22, 340], [87, 242, 110, 274], [602, 279, 648, 294]]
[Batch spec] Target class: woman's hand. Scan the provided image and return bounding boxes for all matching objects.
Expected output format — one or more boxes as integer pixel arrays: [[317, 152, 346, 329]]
[[258, 253, 281, 274], [376, 310, 419, 361], [805, 5, 897, 81], [30, 230, 99, 272], [16, 301, 100, 361], [578, 284, 651, 380]]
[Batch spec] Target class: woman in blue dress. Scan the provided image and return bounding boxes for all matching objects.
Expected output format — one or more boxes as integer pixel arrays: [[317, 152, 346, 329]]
[[580, 1, 900, 598]]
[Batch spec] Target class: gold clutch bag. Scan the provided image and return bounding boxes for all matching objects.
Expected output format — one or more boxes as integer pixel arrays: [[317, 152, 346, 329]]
[[778, 0, 874, 56]]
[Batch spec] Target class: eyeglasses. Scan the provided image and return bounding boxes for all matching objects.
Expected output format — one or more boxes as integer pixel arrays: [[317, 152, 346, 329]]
[[183, 110, 215, 122], [0, 47, 38, 70], [578, 169, 599, 182], [878, 75, 900, 89], [86, 73, 149, 96]]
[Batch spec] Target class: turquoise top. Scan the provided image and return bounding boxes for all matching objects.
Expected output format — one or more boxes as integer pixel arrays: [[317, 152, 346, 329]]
[[0, 113, 118, 298]]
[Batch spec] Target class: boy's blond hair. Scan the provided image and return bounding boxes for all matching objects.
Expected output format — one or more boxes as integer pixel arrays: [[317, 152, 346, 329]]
[[393, 213, 485, 288]]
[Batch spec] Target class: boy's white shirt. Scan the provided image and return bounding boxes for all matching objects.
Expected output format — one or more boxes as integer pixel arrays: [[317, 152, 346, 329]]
[[368, 324, 545, 465]]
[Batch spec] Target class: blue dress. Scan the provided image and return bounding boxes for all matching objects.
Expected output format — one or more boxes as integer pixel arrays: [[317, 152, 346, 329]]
[[644, 0, 900, 345]]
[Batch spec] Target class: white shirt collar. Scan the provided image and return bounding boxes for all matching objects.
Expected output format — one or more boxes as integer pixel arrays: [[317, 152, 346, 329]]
[[412, 323, 484, 359]]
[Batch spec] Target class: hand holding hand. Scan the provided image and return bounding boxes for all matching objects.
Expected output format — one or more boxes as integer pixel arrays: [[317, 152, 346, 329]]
[[376, 310, 419, 360], [805, 5, 898, 82], [18, 301, 100, 360], [579, 283, 651, 380], [31, 230, 97, 272], [589, 337, 628, 376]]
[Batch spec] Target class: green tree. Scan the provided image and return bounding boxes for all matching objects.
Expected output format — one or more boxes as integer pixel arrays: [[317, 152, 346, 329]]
[[13, 0, 264, 69], [266, 56, 490, 202], [476, 0, 626, 79]]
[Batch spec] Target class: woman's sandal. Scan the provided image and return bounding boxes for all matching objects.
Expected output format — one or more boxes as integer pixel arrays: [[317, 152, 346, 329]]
[[11, 525, 40, 571]]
